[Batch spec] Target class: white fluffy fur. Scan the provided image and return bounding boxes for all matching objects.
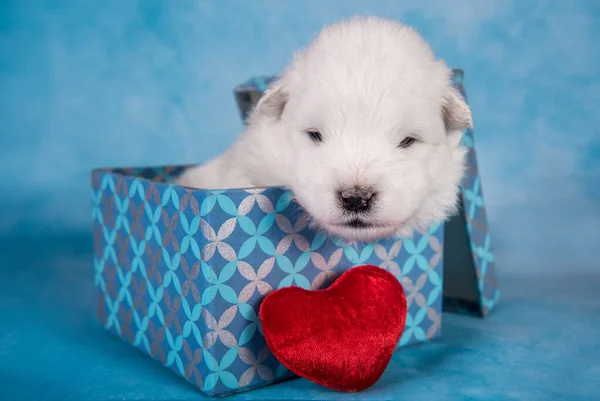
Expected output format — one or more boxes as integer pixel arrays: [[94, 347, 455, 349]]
[[177, 17, 472, 242]]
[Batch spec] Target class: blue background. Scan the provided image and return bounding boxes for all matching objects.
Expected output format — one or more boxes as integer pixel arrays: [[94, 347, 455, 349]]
[[2, 0, 599, 270], [1, 1, 599, 400]]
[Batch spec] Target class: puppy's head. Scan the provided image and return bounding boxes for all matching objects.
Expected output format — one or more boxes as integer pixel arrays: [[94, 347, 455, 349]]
[[252, 17, 471, 242]]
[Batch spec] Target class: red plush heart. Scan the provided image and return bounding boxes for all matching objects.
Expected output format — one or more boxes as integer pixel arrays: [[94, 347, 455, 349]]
[[259, 264, 407, 392]]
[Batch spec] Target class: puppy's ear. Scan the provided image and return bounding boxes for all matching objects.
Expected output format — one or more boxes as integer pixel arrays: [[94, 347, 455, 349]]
[[441, 86, 473, 132], [254, 77, 290, 121]]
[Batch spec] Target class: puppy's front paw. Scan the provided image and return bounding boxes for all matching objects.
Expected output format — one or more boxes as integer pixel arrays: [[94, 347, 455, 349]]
[[174, 167, 203, 189]]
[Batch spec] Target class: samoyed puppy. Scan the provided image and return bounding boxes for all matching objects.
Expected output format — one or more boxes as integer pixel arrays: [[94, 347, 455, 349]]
[[177, 16, 472, 242]]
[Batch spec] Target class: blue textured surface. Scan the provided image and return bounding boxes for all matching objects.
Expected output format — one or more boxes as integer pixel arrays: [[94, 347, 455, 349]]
[[2, 233, 599, 400]]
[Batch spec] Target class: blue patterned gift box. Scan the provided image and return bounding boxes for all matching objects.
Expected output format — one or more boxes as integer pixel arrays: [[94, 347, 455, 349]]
[[92, 167, 445, 396]]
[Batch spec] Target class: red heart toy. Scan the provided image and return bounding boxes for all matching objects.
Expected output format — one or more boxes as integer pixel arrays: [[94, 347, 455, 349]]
[[259, 264, 407, 392]]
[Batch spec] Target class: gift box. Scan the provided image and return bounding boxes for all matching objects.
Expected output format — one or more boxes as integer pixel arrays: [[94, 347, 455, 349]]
[[234, 69, 500, 317], [92, 168, 445, 397], [92, 68, 499, 397]]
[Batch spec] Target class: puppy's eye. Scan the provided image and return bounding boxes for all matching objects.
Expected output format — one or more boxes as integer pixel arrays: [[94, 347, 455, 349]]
[[306, 130, 323, 143], [398, 136, 417, 149]]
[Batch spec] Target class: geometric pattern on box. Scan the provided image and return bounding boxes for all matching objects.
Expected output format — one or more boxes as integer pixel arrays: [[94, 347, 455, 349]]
[[442, 70, 500, 316], [233, 68, 500, 317], [92, 168, 445, 397]]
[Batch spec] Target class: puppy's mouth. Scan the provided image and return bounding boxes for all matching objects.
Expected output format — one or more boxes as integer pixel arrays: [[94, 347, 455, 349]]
[[332, 216, 392, 231], [326, 218, 400, 242], [338, 218, 373, 229]]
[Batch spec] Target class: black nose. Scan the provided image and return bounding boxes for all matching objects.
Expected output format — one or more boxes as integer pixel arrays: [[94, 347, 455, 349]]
[[339, 188, 375, 213]]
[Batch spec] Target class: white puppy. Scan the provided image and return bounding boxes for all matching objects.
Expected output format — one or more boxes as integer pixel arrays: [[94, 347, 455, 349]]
[[177, 17, 472, 242]]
